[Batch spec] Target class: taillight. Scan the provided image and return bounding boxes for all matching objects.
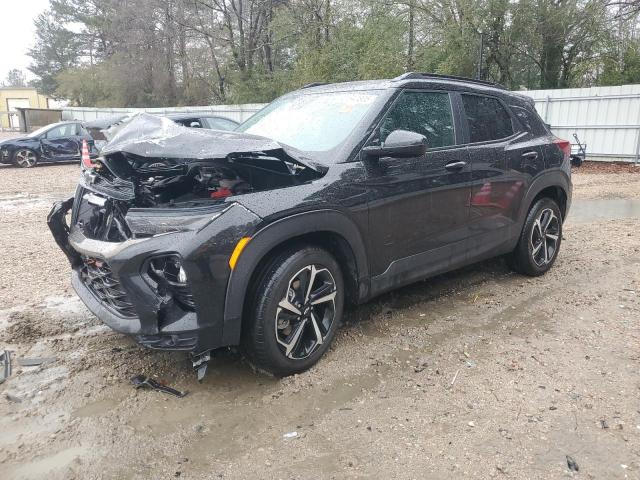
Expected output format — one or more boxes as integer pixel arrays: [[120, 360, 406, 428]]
[[81, 139, 96, 169], [554, 138, 571, 161]]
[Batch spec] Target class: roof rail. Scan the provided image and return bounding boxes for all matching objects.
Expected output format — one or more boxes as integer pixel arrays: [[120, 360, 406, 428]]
[[300, 82, 327, 89], [392, 72, 506, 90]]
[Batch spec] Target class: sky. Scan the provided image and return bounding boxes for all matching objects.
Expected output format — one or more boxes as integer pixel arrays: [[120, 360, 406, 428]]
[[0, 0, 51, 83]]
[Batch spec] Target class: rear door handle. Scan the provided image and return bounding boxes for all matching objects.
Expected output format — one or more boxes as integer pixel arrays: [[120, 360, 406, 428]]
[[445, 161, 467, 171], [521, 151, 539, 160]]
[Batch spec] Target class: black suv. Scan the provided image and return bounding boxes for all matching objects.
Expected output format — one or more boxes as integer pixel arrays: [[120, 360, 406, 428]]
[[48, 73, 572, 377]]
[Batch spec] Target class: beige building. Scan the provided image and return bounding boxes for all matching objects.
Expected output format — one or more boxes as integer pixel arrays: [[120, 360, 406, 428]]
[[0, 87, 51, 129]]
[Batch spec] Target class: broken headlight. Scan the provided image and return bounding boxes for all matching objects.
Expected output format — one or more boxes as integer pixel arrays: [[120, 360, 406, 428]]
[[144, 255, 195, 311]]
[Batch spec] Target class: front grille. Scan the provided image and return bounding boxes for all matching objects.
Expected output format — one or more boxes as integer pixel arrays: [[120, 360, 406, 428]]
[[80, 258, 137, 318]]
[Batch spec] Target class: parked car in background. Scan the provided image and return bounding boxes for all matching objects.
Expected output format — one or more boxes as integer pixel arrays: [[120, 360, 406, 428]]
[[83, 115, 129, 150], [48, 73, 573, 378], [82, 113, 240, 153], [0, 121, 97, 168], [164, 113, 239, 130]]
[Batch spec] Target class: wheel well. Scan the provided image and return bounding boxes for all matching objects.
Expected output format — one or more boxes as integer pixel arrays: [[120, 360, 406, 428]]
[[246, 231, 360, 308], [532, 186, 567, 219]]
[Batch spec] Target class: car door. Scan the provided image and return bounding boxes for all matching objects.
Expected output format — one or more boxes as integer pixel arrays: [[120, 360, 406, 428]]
[[40, 124, 80, 160], [459, 93, 537, 259], [364, 90, 471, 290]]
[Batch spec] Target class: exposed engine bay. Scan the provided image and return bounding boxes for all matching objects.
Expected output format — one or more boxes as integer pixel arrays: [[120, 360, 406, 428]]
[[96, 149, 318, 208], [74, 113, 326, 242]]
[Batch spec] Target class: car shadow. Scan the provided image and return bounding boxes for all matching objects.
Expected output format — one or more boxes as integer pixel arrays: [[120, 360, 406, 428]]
[[344, 256, 511, 326]]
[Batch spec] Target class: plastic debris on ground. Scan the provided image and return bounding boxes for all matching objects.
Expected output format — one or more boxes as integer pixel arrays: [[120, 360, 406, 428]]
[[0, 350, 11, 384], [131, 375, 188, 398]]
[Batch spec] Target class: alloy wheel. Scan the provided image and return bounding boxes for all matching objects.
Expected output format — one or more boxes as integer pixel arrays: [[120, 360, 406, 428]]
[[275, 264, 337, 360], [15, 149, 37, 168], [530, 208, 560, 267]]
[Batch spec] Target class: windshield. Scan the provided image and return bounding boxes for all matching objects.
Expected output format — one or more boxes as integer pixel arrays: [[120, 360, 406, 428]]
[[237, 90, 381, 152]]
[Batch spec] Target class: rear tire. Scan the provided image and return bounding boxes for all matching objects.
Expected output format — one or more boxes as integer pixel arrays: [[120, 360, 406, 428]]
[[508, 197, 562, 276], [242, 246, 344, 376]]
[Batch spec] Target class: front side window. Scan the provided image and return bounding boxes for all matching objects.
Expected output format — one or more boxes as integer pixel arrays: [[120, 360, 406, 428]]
[[461, 94, 513, 143], [237, 90, 381, 153], [46, 124, 74, 139], [379, 91, 455, 149]]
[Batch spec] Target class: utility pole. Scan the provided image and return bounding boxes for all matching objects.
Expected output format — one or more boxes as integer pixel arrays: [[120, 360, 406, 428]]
[[476, 30, 485, 80], [407, 0, 415, 71]]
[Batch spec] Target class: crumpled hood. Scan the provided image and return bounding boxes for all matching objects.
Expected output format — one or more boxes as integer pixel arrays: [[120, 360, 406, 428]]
[[100, 113, 326, 173]]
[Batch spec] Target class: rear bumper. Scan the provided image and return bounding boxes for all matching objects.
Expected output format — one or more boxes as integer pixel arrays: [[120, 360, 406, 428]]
[[47, 194, 260, 354]]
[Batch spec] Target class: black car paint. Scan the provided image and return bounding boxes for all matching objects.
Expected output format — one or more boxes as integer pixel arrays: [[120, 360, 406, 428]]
[[0, 121, 97, 165], [48, 77, 572, 357]]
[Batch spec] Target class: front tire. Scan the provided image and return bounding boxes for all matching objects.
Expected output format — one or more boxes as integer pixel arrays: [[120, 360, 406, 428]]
[[13, 149, 38, 168], [508, 197, 562, 276], [242, 246, 344, 376]]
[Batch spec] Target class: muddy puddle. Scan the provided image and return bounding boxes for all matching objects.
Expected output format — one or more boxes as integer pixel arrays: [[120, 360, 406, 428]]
[[568, 198, 640, 223]]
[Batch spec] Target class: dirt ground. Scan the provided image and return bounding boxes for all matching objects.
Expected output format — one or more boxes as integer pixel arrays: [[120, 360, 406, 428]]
[[0, 162, 638, 480]]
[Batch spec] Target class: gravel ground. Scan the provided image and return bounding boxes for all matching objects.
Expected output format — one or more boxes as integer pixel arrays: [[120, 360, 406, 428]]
[[573, 163, 640, 200], [0, 131, 24, 141], [0, 163, 638, 480]]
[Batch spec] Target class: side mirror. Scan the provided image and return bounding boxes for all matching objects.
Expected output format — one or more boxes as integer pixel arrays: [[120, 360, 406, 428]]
[[362, 129, 428, 159]]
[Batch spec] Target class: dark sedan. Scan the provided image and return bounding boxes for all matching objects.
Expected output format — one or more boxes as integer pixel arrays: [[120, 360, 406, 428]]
[[0, 121, 97, 168], [164, 113, 239, 130]]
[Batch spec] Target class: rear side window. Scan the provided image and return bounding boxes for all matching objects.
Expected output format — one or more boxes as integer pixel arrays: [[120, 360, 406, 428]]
[[380, 91, 455, 148], [510, 104, 549, 135], [175, 118, 202, 128], [461, 94, 513, 143]]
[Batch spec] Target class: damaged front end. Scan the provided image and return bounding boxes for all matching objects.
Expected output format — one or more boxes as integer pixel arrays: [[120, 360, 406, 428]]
[[48, 114, 326, 362]]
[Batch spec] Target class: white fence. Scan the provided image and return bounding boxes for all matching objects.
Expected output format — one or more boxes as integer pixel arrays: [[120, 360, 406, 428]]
[[522, 84, 640, 164], [62, 104, 265, 124], [63, 84, 640, 163]]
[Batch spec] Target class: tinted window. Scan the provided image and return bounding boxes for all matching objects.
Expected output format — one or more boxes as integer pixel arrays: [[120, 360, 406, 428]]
[[511, 105, 548, 135], [461, 94, 513, 142], [380, 91, 455, 148]]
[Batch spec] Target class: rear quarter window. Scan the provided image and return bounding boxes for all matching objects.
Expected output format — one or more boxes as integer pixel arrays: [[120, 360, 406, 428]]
[[510, 104, 548, 136], [461, 94, 514, 143]]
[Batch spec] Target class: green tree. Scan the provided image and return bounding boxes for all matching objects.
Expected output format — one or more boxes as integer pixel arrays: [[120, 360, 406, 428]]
[[3, 69, 27, 87]]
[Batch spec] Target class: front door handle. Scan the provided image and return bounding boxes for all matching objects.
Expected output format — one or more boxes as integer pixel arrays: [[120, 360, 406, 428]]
[[445, 161, 467, 171], [521, 151, 539, 160]]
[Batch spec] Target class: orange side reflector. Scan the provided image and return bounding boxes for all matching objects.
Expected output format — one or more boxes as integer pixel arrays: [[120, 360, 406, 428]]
[[229, 237, 251, 270]]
